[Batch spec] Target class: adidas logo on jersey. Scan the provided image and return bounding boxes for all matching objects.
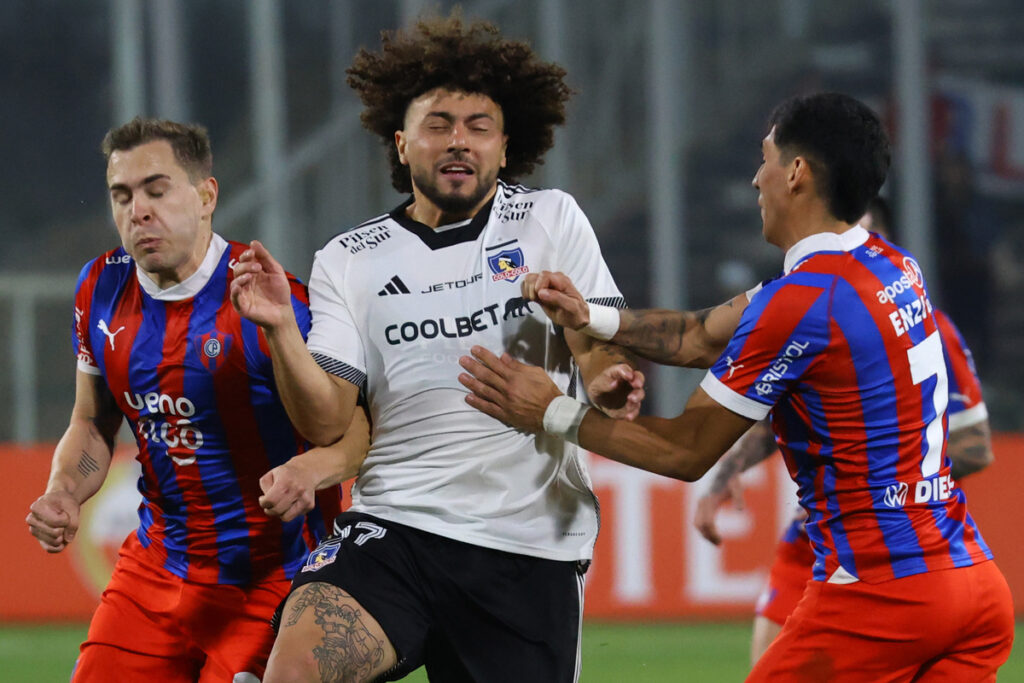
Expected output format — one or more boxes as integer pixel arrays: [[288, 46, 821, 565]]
[[378, 275, 411, 296]]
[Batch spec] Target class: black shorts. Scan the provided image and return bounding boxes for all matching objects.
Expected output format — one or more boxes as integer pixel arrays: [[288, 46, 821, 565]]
[[280, 511, 586, 682]]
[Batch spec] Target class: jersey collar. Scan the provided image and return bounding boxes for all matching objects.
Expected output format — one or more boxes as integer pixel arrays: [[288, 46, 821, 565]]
[[136, 233, 228, 301], [783, 225, 869, 274], [390, 195, 495, 250]]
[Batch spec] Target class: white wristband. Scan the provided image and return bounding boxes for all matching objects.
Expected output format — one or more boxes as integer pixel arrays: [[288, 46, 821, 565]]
[[581, 303, 620, 341], [542, 395, 591, 445]]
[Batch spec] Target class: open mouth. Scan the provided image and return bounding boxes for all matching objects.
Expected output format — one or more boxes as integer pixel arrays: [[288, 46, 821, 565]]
[[440, 162, 474, 178]]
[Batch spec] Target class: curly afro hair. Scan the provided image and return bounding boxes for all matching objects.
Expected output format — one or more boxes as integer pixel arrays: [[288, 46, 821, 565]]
[[347, 12, 573, 193]]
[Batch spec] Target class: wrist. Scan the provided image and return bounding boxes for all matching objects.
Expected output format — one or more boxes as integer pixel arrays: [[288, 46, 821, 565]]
[[542, 396, 591, 445], [581, 304, 620, 341]]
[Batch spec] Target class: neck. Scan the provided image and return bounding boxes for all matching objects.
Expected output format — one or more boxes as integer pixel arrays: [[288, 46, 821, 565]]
[[775, 200, 853, 251]]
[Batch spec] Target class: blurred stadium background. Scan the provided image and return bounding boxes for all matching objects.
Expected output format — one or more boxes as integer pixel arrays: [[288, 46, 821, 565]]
[[1, 0, 1021, 680]]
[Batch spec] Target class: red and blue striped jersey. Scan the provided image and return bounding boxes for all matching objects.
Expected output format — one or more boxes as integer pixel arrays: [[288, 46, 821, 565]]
[[935, 309, 988, 431], [702, 226, 992, 584], [775, 305, 988, 554], [72, 235, 341, 585]]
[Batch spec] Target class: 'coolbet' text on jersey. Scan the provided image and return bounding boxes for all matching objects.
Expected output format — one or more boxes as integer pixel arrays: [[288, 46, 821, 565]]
[[73, 234, 340, 585], [307, 180, 625, 561], [701, 226, 992, 584]]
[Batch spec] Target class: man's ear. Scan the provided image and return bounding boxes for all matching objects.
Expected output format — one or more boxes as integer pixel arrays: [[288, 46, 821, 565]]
[[787, 156, 811, 194], [199, 177, 219, 217], [395, 130, 409, 165]]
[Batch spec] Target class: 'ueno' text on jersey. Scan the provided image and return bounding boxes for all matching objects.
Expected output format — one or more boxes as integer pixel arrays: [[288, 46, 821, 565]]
[[73, 235, 340, 585]]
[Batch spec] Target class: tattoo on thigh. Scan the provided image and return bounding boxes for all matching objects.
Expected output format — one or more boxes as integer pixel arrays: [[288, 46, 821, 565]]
[[285, 583, 387, 682]]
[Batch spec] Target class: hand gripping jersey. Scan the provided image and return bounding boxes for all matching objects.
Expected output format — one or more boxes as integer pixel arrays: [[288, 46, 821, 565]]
[[73, 234, 340, 585], [701, 227, 992, 584], [306, 181, 625, 561]]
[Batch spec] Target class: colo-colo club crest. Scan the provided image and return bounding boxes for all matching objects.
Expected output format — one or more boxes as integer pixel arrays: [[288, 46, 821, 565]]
[[487, 245, 529, 283]]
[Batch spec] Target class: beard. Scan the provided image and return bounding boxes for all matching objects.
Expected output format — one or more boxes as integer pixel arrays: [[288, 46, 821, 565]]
[[410, 165, 499, 217]]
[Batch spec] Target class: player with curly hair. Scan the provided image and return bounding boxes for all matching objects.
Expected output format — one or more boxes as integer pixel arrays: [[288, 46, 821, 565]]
[[231, 12, 643, 682]]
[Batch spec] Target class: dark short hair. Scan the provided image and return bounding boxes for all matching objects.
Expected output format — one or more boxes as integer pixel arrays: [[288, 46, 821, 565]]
[[769, 93, 890, 223], [346, 12, 573, 192], [101, 117, 213, 181]]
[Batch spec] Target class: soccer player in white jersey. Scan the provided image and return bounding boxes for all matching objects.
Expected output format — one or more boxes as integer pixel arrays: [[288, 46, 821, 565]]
[[230, 13, 643, 683]]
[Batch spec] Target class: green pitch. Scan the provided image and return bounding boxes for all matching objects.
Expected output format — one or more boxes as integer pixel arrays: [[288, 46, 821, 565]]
[[1, 621, 1019, 682]]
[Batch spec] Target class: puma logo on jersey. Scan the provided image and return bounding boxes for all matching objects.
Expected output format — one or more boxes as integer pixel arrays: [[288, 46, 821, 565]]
[[725, 356, 744, 379], [97, 319, 125, 350], [378, 275, 411, 296]]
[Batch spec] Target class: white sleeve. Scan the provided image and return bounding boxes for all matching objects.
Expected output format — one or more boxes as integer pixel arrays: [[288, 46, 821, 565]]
[[305, 248, 367, 386], [551, 193, 624, 306]]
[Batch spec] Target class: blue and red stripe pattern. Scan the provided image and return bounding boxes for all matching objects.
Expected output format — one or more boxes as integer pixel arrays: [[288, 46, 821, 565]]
[[934, 309, 988, 431], [73, 240, 341, 585], [702, 228, 992, 584]]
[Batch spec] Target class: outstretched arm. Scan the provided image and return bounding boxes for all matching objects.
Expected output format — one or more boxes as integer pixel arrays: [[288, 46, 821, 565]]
[[458, 346, 754, 481], [693, 419, 776, 546], [231, 240, 359, 445], [27, 371, 122, 553], [523, 270, 748, 368]]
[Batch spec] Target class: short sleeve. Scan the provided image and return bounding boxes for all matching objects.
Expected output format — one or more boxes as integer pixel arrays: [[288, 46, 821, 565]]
[[305, 249, 367, 389], [73, 260, 101, 375], [551, 193, 625, 308], [701, 277, 832, 420], [936, 310, 987, 431]]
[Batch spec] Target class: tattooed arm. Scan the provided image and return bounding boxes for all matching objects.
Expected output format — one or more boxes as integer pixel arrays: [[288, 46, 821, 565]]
[[26, 370, 121, 553], [693, 419, 777, 545], [615, 297, 749, 368], [948, 420, 994, 480], [523, 270, 749, 369]]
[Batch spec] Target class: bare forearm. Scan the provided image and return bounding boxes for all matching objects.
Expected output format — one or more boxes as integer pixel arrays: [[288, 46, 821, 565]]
[[298, 409, 371, 488], [263, 319, 357, 445], [706, 420, 775, 494], [575, 393, 753, 482], [577, 411, 707, 481], [613, 294, 748, 368], [948, 421, 994, 480], [568, 330, 636, 390], [47, 421, 114, 504]]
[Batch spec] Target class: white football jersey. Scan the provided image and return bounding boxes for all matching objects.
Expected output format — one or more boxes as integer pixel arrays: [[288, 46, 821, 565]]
[[307, 180, 625, 561]]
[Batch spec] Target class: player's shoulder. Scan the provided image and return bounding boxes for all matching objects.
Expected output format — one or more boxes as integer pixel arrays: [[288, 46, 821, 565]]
[[317, 210, 399, 262], [495, 179, 574, 212], [493, 181, 586, 240], [76, 246, 133, 293]]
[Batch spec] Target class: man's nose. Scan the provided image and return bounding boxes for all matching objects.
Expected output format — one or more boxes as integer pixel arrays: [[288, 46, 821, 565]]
[[447, 124, 469, 151], [131, 196, 152, 223]]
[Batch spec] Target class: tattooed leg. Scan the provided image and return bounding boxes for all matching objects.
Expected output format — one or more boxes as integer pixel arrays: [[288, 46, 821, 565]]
[[265, 582, 397, 683]]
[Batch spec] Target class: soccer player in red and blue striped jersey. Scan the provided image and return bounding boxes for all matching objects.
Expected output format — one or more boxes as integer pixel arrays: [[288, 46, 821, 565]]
[[694, 299, 995, 667], [26, 118, 364, 682], [461, 93, 1014, 681]]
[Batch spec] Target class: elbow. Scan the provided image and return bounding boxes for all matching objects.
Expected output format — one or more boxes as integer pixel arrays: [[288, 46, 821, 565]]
[[665, 448, 714, 482], [301, 411, 355, 449]]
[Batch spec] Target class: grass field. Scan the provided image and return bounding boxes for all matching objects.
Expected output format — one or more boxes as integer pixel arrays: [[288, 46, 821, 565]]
[[1, 621, 1020, 682]]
